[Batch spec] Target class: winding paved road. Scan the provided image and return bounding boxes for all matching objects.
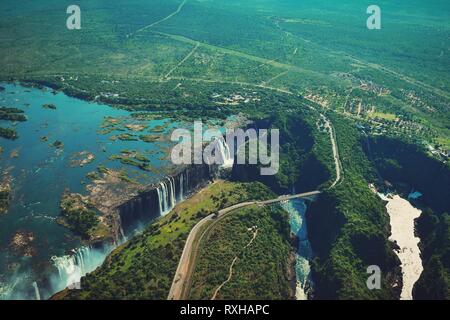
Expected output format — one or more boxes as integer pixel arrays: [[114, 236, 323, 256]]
[[168, 113, 341, 300], [167, 191, 321, 300], [321, 115, 343, 188]]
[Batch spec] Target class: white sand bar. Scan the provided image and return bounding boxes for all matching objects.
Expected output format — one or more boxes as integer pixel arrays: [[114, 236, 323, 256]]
[[384, 194, 423, 300]]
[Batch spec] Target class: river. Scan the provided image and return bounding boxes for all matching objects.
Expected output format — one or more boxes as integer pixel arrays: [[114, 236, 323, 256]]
[[0, 83, 176, 299], [379, 193, 423, 300], [281, 199, 314, 300]]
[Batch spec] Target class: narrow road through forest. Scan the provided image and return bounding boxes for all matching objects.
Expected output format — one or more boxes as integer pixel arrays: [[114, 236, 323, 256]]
[[167, 191, 321, 300], [168, 112, 342, 300]]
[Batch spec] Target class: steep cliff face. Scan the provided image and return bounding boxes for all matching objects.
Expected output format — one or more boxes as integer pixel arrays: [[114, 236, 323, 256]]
[[230, 110, 401, 299], [118, 163, 217, 235], [366, 136, 450, 299], [117, 189, 160, 235], [414, 211, 450, 299], [231, 111, 331, 194], [306, 193, 345, 259], [304, 114, 401, 300], [306, 187, 401, 300], [55, 181, 274, 300], [368, 136, 450, 213]]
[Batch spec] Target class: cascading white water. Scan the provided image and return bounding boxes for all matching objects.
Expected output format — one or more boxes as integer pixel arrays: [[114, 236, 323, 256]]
[[156, 172, 193, 216], [156, 186, 163, 216], [44, 172, 191, 298], [45, 169, 197, 298], [178, 171, 189, 201], [51, 245, 112, 292], [46, 171, 195, 298], [179, 172, 184, 201], [157, 177, 178, 216], [32, 281, 41, 301], [52, 253, 82, 290], [163, 180, 169, 214], [119, 224, 126, 242], [169, 176, 176, 209], [163, 180, 170, 214], [217, 138, 234, 168], [161, 180, 168, 214], [281, 199, 314, 300]]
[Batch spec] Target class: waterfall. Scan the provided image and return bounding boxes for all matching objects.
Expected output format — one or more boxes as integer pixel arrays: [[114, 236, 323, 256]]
[[156, 186, 163, 216], [157, 177, 177, 216], [119, 164, 216, 235], [179, 172, 184, 201], [162, 180, 169, 215], [280, 199, 314, 300], [154, 172, 194, 216], [45, 165, 214, 297], [160, 180, 168, 215], [51, 245, 112, 292], [217, 138, 234, 168], [169, 176, 176, 209], [178, 171, 189, 201], [52, 253, 82, 289], [162, 180, 168, 211], [119, 224, 126, 242], [32, 282, 41, 301]]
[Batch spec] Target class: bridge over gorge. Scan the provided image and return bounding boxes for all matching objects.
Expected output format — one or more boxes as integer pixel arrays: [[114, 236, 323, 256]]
[[167, 190, 321, 300]]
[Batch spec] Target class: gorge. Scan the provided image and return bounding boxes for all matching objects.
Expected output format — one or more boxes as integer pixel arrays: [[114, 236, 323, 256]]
[[118, 163, 218, 235], [0, 83, 222, 299]]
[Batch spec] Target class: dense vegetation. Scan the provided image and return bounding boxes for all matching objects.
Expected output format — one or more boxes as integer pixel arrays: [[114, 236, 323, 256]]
[[1, 0, 448, 146], [58, 193, 100, 239], [190, 205, 294, 300], [307, 113, 401, 299], [231, 107, 402, 299], [0, 106, 26, 140], [368, 136, 450, 213], [367, 136, 450, 299], [0, 0, 448, 300], [0, 185, 10, 214], [0, 107, 27, 121], [231, 104, 334, 194], [0, 127, 18, 140], [54, 181, 275, 299], [414, 211, 450, 299]]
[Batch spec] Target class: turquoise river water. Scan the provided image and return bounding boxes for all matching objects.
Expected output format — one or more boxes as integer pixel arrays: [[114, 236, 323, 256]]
[[0, 83, 175, 299]]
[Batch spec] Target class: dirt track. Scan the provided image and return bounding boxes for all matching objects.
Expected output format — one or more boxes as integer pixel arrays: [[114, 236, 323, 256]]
[[167, 191, 321, 300]]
